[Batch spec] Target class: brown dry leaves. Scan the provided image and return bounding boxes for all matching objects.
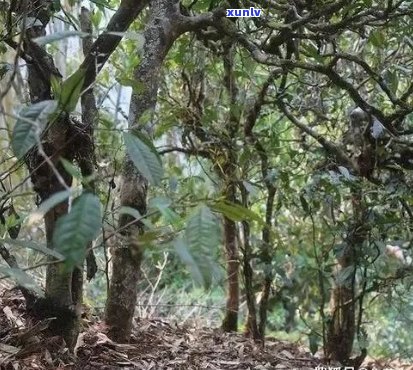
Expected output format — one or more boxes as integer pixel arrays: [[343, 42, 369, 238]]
[[74, 318, 317, 370], [1, 288, 412, 370]]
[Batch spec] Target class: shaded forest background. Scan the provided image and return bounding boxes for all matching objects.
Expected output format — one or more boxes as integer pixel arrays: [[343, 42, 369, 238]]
[[1, 0, 413, 368]]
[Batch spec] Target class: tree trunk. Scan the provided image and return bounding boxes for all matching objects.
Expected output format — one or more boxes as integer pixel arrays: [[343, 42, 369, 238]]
[[239, 184, 260, 339], [104, 0, 180, 341], [222, 215, 239, 332], [7, 0, 148, 348], [14, 1, 81, 348], [220, 40, 241, 332], [326, 190, 368, 363], [258, 187, 276, 339]]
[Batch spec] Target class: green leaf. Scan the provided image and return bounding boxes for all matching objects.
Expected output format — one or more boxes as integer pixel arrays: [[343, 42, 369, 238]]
[[338, 166, 354, 181], [60, 158, 82, 179], [119, 206, 153, 229], [149, 196, 181, 226], [28, 189, 74, 225], [123, 130, 164, 186], [0, 267, 44, 297], [1, 238, 64, 260], [308, 331, 319, 355], [182, 205, 222, 288], [369, 30, 385, 48], [53, 193, 102, 268], [116, 77, 146, 93], [209, 200, 263, 224], [173, 237, 205, 286], [33, 31, 88, 46], [58, 68, 86, 113], [119, 206, 143, 220], [12, 100, 58, 158]]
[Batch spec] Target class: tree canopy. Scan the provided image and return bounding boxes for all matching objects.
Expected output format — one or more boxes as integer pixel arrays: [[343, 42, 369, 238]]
[[1, 0, 413, 368]]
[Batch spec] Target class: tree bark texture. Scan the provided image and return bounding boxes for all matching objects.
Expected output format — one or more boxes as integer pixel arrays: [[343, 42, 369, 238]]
[[104, 0, 182, 342], [240, 186, 260, 340], [10, 0, 145, 348], [220, 41, 241, 332], [326, 191, 368, 363], [14, 0, 80, 348], [258, 187, 276, 339]]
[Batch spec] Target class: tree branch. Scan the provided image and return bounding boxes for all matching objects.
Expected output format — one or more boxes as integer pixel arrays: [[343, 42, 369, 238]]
[[80, 0, 148, 90], [277, 99, 359, 174]]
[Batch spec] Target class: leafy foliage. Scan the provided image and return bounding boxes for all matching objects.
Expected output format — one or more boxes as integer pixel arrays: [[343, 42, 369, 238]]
[[11, 100, 58, 158], [124, 130, 164, 186], [2, 0, 413, 360], [174, 205, 222, 288], [53, 193, 102, 268], [55, 69, 86, 113], [0, 267, 44, 297]]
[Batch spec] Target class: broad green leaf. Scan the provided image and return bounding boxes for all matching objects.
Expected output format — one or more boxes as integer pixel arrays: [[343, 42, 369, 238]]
[[60, 158, 82, 179], [123, 130, 164, 186], [1, 238, 64, 260], [28, 189, 74, 225], [149, 196, 172, 210], [91, 10, 103, 28], [173, 237, 205, 286], [209, 200, 263, 225], [58, 68, 86, 113], [119, 206, 153, 229], [242, 181, 259, 196], [369, 30, 385, 48], [337, 166, 354, 181], [53, 193, 102, 268], [116, 77, 146, 93], [12, 100, 58, 158], [33, 31, 88, 46], [149, 196, 181, 226], [308, 331, 320, 355], [0, 267, 44, 297], [119, 206, 143, 220], [183, 205, 222, 288]]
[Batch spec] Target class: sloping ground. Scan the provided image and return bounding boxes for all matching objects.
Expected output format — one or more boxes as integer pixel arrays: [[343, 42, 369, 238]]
[[0, 288, 412, 370]]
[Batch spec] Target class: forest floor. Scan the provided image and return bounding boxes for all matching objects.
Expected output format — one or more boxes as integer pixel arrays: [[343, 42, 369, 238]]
[[0, 288, 412, 370]]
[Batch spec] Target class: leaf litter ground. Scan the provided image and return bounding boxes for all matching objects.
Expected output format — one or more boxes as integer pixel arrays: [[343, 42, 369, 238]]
[[0, 288, 412, 370]]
